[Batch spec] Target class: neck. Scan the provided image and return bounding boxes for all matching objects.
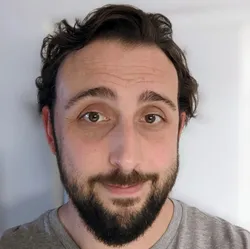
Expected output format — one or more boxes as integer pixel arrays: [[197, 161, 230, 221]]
[[58, 198, 174, 249]]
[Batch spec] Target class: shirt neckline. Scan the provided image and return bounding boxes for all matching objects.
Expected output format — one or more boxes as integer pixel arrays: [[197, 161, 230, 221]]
[[48, 198, 183, 249]]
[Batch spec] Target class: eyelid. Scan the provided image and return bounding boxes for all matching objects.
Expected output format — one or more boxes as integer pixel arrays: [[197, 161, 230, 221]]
[[75, 101, 119, 116], [84, 112, 109, 122], [79, 111, 106, 119], [140, 113, 166, 122], [140, 106, 167, 119]]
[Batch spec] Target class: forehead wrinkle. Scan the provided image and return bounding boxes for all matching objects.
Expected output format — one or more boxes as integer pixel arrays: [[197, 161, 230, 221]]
[[84, 71, 166, 83], [70, 64, 168, 80], [60, 63, 166, 85], [82, 62, 167, 73], [58, 41, 178, 91], [60, 49, 173, 78], [60, 64, 172, 89]]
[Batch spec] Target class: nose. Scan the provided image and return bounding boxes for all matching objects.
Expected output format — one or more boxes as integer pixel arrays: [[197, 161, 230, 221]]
[[108, 122, 143, 173]]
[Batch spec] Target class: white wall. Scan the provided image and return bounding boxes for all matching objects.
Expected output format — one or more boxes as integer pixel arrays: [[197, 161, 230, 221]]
[[238, 23, 250, 230], [1, 0, 250, 234]]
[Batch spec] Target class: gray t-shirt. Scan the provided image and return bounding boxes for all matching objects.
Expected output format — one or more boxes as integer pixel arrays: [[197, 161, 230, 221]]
[[1, 199, 250, 249]]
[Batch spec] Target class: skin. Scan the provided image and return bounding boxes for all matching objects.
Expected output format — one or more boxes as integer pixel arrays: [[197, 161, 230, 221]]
[[42, 39, 186, 249]]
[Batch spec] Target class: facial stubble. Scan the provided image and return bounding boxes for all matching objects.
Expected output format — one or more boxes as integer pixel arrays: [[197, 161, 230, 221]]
[[52, 128, 179, 247]]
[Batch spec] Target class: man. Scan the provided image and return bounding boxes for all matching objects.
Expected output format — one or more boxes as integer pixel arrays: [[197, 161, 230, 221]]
[[1, 3, 249, 249]]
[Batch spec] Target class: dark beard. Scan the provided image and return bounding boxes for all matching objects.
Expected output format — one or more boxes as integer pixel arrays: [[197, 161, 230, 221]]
[[52, 128, 179, 246], [71, 167, 178, 246]]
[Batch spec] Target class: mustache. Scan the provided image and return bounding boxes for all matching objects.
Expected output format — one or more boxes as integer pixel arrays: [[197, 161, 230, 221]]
[[88, 169, 159, 186]]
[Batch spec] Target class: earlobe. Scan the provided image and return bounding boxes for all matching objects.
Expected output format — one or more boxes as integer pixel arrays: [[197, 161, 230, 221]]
[[41, 107, 56, 154]]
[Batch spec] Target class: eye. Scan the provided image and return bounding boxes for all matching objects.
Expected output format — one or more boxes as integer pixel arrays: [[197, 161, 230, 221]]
[[81, 112, 108, 123], [144, 114, 164, 124]]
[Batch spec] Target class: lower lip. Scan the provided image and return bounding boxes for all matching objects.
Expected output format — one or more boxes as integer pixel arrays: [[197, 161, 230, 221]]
[[103, 183, 144, 195]]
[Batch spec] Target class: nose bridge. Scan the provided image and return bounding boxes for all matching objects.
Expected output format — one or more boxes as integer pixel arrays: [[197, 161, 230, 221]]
[[109, 120, 142, 172]]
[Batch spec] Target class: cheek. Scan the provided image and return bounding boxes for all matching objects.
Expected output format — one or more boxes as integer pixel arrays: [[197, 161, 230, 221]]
[[62, 127, 109, 177], [144, 131, 178, 172]]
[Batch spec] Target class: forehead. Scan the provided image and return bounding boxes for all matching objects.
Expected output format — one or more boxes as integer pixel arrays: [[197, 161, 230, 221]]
[[56, 40, 178, 102]]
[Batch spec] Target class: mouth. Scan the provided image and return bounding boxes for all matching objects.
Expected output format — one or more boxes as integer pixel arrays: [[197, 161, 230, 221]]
[[102, 182, 145, 195]]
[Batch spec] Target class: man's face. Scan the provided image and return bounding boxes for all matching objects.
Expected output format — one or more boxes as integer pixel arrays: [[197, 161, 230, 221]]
[[43, 40, 184, 246]]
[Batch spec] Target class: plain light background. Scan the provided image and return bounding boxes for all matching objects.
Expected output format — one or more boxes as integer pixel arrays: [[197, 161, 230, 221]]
[[1, 0, 250, 235]]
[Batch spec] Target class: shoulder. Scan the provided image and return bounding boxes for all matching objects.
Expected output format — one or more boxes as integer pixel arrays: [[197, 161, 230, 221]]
[[0, 209, 59, 249], [175, 199, 250, 249]]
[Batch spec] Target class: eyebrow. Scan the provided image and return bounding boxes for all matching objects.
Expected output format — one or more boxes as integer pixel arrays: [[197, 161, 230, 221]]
[[65, 87, 116, 110], [65, 86, 177, 111], [138, 90, 177, 111]]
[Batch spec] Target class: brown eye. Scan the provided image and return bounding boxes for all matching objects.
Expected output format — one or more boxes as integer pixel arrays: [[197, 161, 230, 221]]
[[144, 114, 162, 124], [82, 112, 108, 123]]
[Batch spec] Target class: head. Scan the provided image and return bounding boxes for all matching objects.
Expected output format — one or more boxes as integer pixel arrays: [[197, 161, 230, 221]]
[[36, 4, 198, 247]]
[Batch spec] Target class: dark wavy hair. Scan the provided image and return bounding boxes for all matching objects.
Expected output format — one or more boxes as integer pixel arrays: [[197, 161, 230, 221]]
[[35, 4, 198, 125]]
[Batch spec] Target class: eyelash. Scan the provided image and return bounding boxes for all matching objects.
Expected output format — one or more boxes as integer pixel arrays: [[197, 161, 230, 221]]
[[80, 112, 109, 123], [80, 112, 166, 124]]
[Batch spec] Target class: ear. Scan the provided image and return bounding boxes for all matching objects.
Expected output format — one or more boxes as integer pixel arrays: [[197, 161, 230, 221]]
[[178, 112, 187, 139], [41, 106, 56, 154]]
